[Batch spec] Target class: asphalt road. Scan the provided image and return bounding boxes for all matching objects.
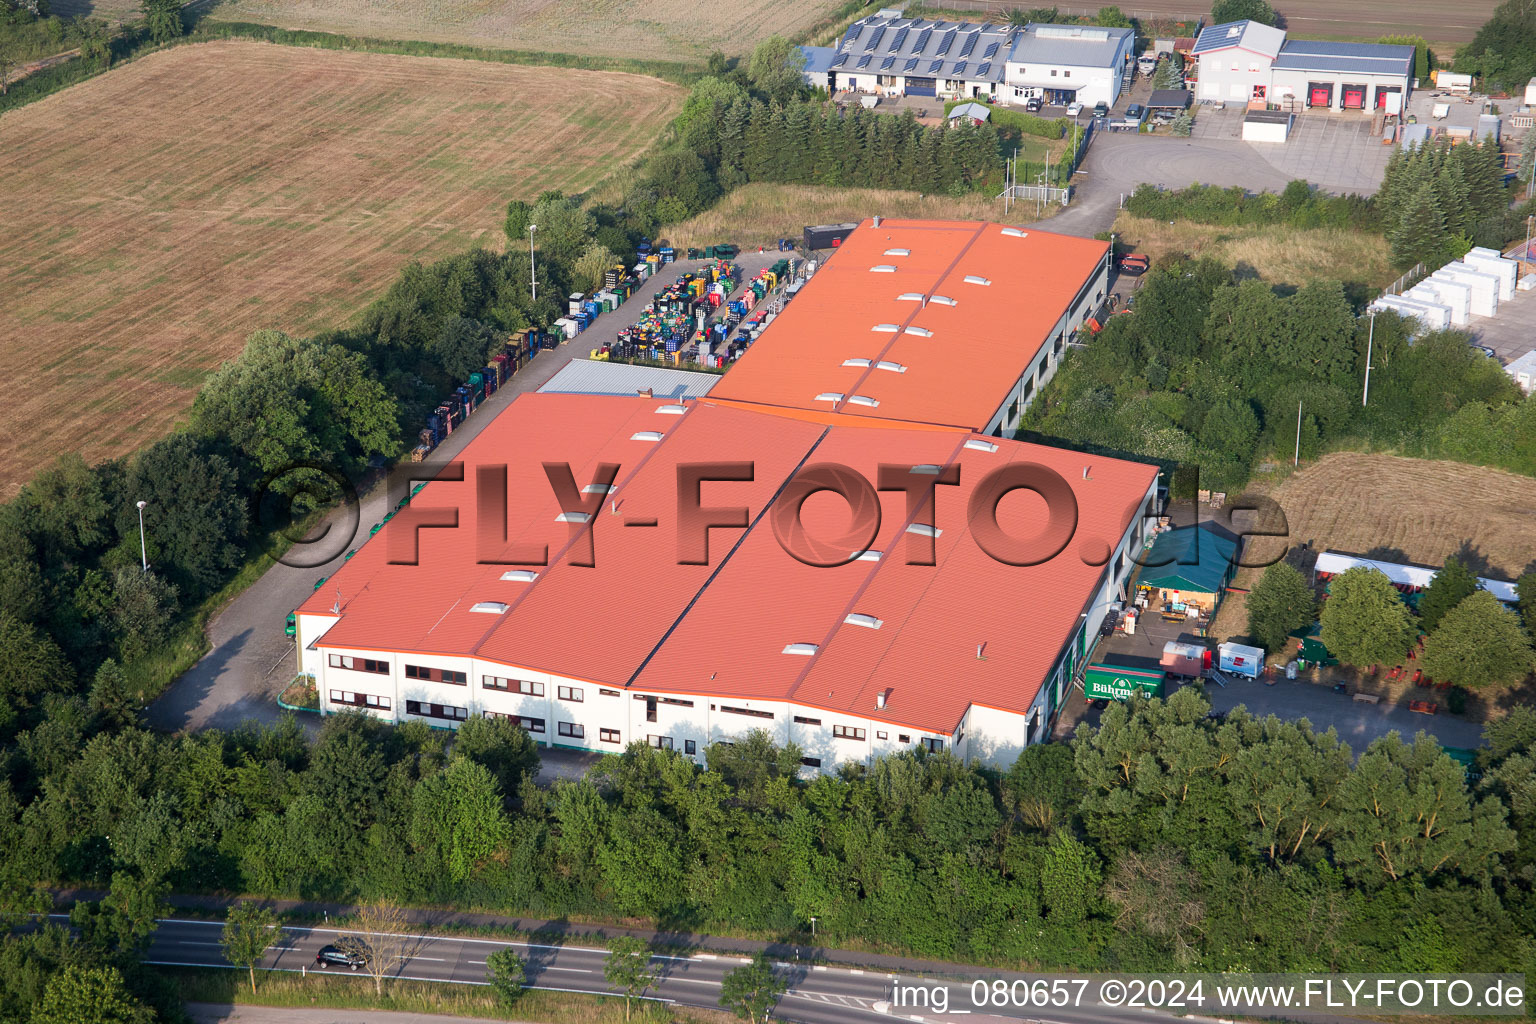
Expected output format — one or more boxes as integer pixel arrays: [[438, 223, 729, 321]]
[[147, 254, 781, 741], [1034, 132, 1294, 239], [142, 918, 1219, 1024]]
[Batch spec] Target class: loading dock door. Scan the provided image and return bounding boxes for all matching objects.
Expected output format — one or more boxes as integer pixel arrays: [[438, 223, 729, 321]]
[[1308, 82, 1333, 107], [1342, 84, 1366, 109], [906, 76, 936, 96], [1375, 86, 1401, 109]]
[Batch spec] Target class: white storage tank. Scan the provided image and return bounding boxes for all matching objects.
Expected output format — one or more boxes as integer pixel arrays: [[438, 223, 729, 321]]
[[1407, 282, 1469, 325], [1413, 278, 1471, 325], [1460, 252, 1518, 300], [1375, 295, 1451, 332], [1437, 266, 1499, 316]]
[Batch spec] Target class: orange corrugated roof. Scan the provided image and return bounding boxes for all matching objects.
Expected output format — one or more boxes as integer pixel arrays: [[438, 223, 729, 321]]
[[305, 393, 1157, 734], [709, 219, 1108, 431], [634, 427, 1157, 732]]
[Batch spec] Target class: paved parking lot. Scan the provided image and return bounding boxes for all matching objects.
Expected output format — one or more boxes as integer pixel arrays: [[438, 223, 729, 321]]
[[1468, 271, 1536, 365], [1187, 103, 1394, 194]]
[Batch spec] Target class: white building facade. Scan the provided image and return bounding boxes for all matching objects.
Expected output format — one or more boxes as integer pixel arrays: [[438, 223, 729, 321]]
[[301, 466, 1159, 773], [1004, 23, 1135, 108]]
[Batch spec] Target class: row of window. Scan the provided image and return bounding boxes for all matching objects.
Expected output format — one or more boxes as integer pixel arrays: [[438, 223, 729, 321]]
[[325, 693, 950, 753], [328, 655, 389, 675], [405, 665, 466, 685]]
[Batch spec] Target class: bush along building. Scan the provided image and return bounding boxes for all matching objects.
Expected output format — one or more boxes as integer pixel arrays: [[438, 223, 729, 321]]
[[295, 221, 1153, 771]]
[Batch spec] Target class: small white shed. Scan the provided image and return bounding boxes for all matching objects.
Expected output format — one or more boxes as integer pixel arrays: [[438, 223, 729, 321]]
[[1241, 109, 1292, 142]]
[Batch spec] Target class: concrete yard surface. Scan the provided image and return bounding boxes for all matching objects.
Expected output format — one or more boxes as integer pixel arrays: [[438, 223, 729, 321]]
[[1190, 105, 1395, 195], [1469, 270, 1536, 365], [1202, 676, 1487, 752]]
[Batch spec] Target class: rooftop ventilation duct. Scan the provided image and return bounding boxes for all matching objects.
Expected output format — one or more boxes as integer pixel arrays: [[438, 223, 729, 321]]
[[896, 292, 925, 302], [848, 395, 879, 407], [1001, 227, 1028, 238], [656, 404, 687, 415], [814, 392, 844, 403], [783, 643, 820, 655], [870, 265, 898, 273], [963, 274, 991, 285], [904, 326, 932, 337], [876, 361, 906, 373], [910, 464, 942, 475], [852, 549, 883, 562], [842, 358, 872, 368], [501, 569, 539, 582], [964, 439, 998, 452], [555, 511, 591, 524], [930, 295, 957, 306], [871, 323, 900, 333], [845, 613, 883, 629], [883, 247, 911, 256], [630, 431, 664, 441], [582, 483, 613, 494], [470, 601, 508, 614], [906, 522, 941, 538]]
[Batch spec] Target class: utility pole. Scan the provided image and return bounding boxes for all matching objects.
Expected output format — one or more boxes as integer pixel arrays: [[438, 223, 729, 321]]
[[135, 500, 149, 571], [528, 224, 538, 302], [1362, 309, 1376, 407], [1294, 400, 1303, 467]]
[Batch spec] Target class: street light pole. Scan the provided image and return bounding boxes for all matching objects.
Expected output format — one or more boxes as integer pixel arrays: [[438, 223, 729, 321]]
[[1294, 399, 1303, 467], [1362, 310, 1376, 407], [135, 500, 148, 572], [528, 224, 538, 303]]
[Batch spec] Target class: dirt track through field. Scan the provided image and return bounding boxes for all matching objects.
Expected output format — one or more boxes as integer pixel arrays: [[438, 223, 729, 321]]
[[0, 41, 680, 497]]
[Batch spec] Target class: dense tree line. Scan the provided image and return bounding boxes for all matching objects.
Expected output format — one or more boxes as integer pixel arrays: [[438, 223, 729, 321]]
[[3, 691, 1534, 1020], [1457, 0, 1536, 93], [1021, 257, 1533, 491], [1377, 138, 1513, 268]]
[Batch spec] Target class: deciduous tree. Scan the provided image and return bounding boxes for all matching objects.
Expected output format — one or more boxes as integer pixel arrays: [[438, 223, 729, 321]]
[[719, 953, 786, 1024], [1319, 567, 1417, 667], [1246, 562, 1316, 652], [486, 948, 526, 1006], [1418, 556, 1479, 632], [221, 901, 279, 994], [1420, 589, 1536, 688], [603, 936, 659, 1022]]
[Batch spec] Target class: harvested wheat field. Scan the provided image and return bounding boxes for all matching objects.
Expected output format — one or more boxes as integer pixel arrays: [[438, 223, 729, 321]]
[[662, 183, 1025, 249], [1240, 453, 1536, 582], [0, 40, 680, 497], [1112, 214, 1393, 288], [208, 0, 845, 62]]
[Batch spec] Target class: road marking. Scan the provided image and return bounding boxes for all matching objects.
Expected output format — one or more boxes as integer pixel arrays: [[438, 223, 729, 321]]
[[692, 953, 717, 960], [544, 967, 593, 974], [171, 940, 224, 946]]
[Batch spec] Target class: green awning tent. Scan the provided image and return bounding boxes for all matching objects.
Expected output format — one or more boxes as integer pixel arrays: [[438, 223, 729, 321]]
[[1136, 523, 1238, 595]]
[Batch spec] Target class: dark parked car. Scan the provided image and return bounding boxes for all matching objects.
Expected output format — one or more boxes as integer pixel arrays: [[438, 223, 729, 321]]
[[315, 943, 368, 971], [1025, 96, 1043, 112], [1093, 101, 1109, 121]]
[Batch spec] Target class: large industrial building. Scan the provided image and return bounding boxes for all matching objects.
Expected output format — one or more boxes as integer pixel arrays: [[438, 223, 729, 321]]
[[1193, 20, 1414, 111], [798, 11, 1135, 107], [296, 220, 1154, 770]]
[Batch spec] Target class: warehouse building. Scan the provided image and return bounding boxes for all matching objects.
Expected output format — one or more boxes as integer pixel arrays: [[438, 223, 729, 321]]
[[1268, 39, 1414, 112], [1004, 23, 1136, 108], [799, 13, 1017, 100], [296, 219, 1159, 770], [298, 395, 1158, 769], [707, 219, 1111, 436], [1193, 19, 1413, 112]]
